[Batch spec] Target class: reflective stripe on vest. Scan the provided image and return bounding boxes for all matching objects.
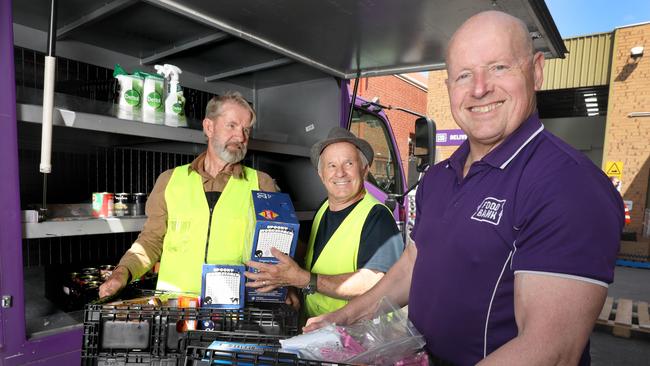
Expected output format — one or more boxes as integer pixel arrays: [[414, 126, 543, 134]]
[[303, 193, 383, 318], [157, 164, 259, 294]]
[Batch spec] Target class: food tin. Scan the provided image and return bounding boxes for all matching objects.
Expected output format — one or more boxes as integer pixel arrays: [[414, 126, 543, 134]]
[[81, 267, 100, 276], [99, 265, 115, 280], [68, 272, 81, 282], [114, 193, 130, 216], [78, 274, 99, 283], [92, 192, 114, 217], [132, 193, 147, 216], [84, 281, 101, 290]]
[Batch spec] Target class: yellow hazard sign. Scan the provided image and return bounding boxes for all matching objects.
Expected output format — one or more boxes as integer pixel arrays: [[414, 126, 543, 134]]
[[605, 161, 623, 177]]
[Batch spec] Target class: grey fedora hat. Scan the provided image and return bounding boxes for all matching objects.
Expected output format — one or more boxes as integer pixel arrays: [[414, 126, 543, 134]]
[[310, 127, 374, 169]]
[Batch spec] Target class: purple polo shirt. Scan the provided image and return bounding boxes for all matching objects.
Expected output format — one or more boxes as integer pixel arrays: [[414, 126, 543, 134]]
[[409, 113, 624, 366]]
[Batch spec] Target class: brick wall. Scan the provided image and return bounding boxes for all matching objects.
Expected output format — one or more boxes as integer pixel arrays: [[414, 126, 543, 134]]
[[603, 24, 650, 235], [351, 75, 428, 178]]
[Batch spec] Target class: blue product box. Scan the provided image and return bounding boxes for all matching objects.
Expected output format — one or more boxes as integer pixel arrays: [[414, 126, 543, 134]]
[[245, 259, 287, 304], [244, 191, 300, 303], [200, 264, 246, 309]]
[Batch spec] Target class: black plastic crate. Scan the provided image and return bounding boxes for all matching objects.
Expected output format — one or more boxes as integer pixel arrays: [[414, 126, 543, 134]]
[[90, 353, 178, 366], [154, 305, 299, 357], [83, 304, 299, 363], [182, 331, 349, 366], [185, 330, 286, 348]]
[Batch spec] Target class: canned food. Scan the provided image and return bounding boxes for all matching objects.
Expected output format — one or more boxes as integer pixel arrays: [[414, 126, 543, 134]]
[[81, 267, 100, 276], [83, 281, 101, 302], [132, 193, 147, 216], [78, 275, 99, 285], [114, 193, 130, 217], [84, 281, 102, 289], [99, 265, 115, 280], [92, 192, 114, 218]]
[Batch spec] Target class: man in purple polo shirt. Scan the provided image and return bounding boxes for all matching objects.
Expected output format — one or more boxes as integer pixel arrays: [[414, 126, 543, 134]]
[[304, 10, 624, 366]]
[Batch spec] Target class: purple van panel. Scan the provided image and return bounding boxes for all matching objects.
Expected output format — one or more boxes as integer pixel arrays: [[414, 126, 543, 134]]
[[0, 1, 83, 363], [0, 0, 24, 358]]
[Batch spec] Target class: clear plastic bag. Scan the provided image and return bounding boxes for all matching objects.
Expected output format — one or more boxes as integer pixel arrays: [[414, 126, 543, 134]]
[[280, 297, 426, 365]]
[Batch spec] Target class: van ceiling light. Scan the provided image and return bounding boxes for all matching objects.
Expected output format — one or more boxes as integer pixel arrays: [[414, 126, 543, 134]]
[[585, 103, 599, 108], [584, 97, 597, 103]]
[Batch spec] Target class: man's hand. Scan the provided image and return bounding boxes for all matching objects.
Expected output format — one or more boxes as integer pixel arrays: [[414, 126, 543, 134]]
[[244, 247, 309, 292], [285, 287, 301, 311], [303, 308, 350, 332], [98, 266, 130, 298]]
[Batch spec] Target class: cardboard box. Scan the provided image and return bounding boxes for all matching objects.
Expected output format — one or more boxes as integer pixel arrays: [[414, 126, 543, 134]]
[[200, 264, 246, 309], [617, 240, 650, 262], [244, 191, 300, 303]]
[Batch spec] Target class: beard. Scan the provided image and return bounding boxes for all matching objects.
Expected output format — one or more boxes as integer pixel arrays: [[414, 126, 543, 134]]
[[212, 140, 247, 164]]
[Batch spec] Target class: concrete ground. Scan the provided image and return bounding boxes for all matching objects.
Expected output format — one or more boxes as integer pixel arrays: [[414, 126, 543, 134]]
[[590, 266, 650, 365]]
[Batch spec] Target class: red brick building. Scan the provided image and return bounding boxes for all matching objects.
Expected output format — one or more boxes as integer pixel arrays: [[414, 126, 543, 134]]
[[350, 73, 428, 178]]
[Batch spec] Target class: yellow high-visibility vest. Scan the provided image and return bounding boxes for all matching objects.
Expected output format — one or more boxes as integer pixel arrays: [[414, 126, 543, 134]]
[[304, 193, 383, 317], [157, 164, 258, 294]]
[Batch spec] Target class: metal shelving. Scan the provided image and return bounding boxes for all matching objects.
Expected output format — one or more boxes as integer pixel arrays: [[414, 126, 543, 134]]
[[16, 102, 310, 157], [23, 217, 147, 239], [17, 103, 207, 145]]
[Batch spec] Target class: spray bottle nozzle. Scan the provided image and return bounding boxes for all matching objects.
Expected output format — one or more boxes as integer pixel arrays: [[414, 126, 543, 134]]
[[155, 64, 182, 82]]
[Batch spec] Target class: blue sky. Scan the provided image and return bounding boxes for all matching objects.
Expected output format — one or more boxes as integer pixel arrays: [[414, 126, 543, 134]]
[[545, 0, 650, 38]]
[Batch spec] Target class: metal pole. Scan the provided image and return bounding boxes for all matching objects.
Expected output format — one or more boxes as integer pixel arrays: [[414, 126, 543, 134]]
[[346, 74, 361, 128], [39, 0, 58, 221]]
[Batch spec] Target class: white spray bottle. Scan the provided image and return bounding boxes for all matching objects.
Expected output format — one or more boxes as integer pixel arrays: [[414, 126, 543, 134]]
[[155, 64, 187, 127]]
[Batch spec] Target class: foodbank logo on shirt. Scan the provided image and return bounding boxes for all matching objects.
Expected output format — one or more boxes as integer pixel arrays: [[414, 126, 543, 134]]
[[471, 197, 506, 226]]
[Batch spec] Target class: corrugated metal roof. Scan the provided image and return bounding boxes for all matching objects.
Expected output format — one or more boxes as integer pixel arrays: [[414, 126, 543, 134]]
[[541, 32, 613, 90]]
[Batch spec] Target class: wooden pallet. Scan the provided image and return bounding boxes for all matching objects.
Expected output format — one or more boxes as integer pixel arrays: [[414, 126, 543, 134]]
[[596, 297, 650, 338]]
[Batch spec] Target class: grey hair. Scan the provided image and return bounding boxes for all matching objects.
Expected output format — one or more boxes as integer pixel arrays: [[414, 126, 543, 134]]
[[317, 148, 369, 173], [205, 91, 256, 126]]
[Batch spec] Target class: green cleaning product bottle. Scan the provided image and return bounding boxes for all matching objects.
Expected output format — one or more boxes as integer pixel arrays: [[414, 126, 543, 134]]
[[136, 71, 164, 124], [113, 64, 143, 121]]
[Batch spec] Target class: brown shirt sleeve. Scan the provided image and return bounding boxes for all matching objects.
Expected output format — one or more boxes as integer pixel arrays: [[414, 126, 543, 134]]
[[257, 170, 278, 192], [117, 169, 172, 281]]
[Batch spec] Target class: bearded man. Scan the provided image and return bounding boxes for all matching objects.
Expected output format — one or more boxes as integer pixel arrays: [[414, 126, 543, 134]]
[[100, 92, 277, 297]]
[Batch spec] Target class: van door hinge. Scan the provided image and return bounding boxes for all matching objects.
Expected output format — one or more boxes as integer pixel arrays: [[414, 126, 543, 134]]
[[1, 295, 12, 308]]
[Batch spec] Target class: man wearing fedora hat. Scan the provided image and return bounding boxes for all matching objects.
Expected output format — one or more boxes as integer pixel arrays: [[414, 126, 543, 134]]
[[245, 127, 404, 318]]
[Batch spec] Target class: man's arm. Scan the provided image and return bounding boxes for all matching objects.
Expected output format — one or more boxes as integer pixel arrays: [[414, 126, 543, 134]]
[[312, 269, 384, 300], [258, 171, 278, 192], [477, 273, 606, 366], [99, 170, 171, 298], [303, 242, 417, 331]]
